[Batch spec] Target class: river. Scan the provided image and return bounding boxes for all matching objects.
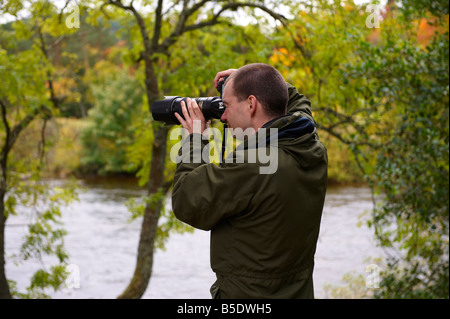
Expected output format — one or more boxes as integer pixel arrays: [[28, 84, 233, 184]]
[[5, 178, 385, 299]]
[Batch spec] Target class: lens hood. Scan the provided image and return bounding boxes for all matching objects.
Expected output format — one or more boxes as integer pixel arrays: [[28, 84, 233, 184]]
[[151, 96, 181, 125]]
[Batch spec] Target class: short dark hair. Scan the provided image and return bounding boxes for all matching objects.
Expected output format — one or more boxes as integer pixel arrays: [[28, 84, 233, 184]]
[[227, 63, 288, 117]]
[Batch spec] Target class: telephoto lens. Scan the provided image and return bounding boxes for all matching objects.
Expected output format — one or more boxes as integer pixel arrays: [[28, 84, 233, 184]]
[[151, 96, 225, 125], [151, 77, 227, 125]]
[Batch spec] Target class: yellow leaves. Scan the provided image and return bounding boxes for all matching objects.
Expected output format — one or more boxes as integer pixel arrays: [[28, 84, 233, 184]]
[[52, 70, 81, 103], [416, 16, 449, 47], [48, 118, 86, 177], [343, 2, 355, 12], [269, 47, 296, 73], [10, 118, 86, 178]]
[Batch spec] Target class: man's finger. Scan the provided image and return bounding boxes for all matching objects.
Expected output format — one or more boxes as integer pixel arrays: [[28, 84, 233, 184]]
[[191, 99, 204, 119], [186, 98, 195, 118], [214, 69, 236, 88], [174, 112, 185, 126], [180, 100, 190, 120], [214, 72, 226, 88]]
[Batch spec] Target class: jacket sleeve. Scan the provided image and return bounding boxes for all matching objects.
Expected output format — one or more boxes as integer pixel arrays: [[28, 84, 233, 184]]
[[287, 83, 315, 123], [171, 134, 256, 231]]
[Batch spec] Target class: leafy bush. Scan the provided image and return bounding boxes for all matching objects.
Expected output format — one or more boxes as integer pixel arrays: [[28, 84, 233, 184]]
[[80, 68, 144, 175]]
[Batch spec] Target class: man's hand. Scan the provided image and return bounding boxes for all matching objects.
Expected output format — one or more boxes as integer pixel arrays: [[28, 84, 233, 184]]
[[174, 98, 209, 136], [214, 69, 236, 88]]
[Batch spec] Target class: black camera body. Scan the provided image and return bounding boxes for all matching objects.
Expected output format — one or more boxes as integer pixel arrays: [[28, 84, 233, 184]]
[[151, 78, 227, 125]]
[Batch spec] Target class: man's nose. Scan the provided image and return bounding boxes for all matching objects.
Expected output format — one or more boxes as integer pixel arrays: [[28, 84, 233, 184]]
[[220, 110, 227, 123]]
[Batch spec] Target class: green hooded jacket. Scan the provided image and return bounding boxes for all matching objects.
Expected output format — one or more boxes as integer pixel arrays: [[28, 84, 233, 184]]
[[172, 84, 328, 299]]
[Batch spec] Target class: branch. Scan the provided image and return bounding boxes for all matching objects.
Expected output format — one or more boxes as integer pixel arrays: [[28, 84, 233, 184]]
[[212, 2, 310, 57], [58, 0, 72, 23], [157, 0, 194, 52], [218, 2, 288, 21], [107, 0, 133, 11], [0, 100, 44, 158], [159, 0, 310, 60], [0, 100, 11, 177], [106, 1, 152, 52], [157, 0, 287, 53], [317, 124, 380, 149], [219, 2, 310, 59], [314, 105, 383, 149], [316, 106, 375, 131], [48, 35, 65, 50], [0, 100, 10, 141], [36, 24, 59, 111], [152, 0, 164, 51], [0, 100, 8, 181]]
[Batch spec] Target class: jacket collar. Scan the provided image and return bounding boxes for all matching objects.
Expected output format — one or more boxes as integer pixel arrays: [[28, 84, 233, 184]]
[[237, 112, 315, 150]]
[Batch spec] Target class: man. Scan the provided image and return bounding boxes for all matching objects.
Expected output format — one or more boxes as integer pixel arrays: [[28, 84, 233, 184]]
[[172, 63, 328, 298]]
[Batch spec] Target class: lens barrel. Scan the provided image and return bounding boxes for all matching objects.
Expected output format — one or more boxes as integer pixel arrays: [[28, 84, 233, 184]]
[[151, 96, 225, 125]]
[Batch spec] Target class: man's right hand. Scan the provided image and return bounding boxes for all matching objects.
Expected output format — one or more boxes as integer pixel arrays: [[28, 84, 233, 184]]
[[214, 69, 236, 89]]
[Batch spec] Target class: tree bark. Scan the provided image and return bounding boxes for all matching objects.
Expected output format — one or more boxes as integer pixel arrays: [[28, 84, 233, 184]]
[[0, 187, 12, 299], [0, 101, 10, 299]]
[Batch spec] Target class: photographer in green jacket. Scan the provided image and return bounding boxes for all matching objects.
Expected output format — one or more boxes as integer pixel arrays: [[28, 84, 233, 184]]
[[172, 63, 328, 299]]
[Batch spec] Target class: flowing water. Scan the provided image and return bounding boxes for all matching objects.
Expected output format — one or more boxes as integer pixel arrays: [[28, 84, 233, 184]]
[[5, 178, 385, 299]]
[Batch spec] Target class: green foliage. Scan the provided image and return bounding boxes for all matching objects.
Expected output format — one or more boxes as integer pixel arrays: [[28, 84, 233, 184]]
[[11, 265, 68, 299], [323, 272, 374, 299], [7, 174, 79, 298], [0, 26, 50, 114], [1, 0, 80, 298], [157, 22, 274, 97], [401, 0, 449, 17], [20, 185, 77, 261], [370, 35, 448, 299], [80, 68, 144, 175], [341, 5, 449, 298], [56, 13, 128, 118]]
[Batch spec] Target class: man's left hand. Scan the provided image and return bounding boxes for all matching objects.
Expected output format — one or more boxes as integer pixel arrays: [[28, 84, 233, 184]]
[[174, 98, 209, 136]]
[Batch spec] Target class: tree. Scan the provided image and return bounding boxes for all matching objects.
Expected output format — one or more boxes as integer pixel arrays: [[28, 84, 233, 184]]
[[363, 19, 448, 300], [0, 0, 78, 298], [337, 1, 449, 298]]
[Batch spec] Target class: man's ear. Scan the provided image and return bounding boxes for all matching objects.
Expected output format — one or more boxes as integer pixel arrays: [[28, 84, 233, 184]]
[[248, 95, 257, 116]]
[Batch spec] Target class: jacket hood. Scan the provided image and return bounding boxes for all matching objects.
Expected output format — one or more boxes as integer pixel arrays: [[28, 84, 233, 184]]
[[262, 112, 327, 170]]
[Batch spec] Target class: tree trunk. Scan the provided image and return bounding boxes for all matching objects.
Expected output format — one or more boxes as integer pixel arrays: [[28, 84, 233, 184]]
[[117, 125, 169, 299], [0, 186, 12, 299], [1, 100, 12, 299], [115, 2, 169, 296], [108, 0, 174, 299]]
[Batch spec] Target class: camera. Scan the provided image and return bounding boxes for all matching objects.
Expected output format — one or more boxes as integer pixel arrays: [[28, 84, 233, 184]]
[[151, 78, 227, 125]]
